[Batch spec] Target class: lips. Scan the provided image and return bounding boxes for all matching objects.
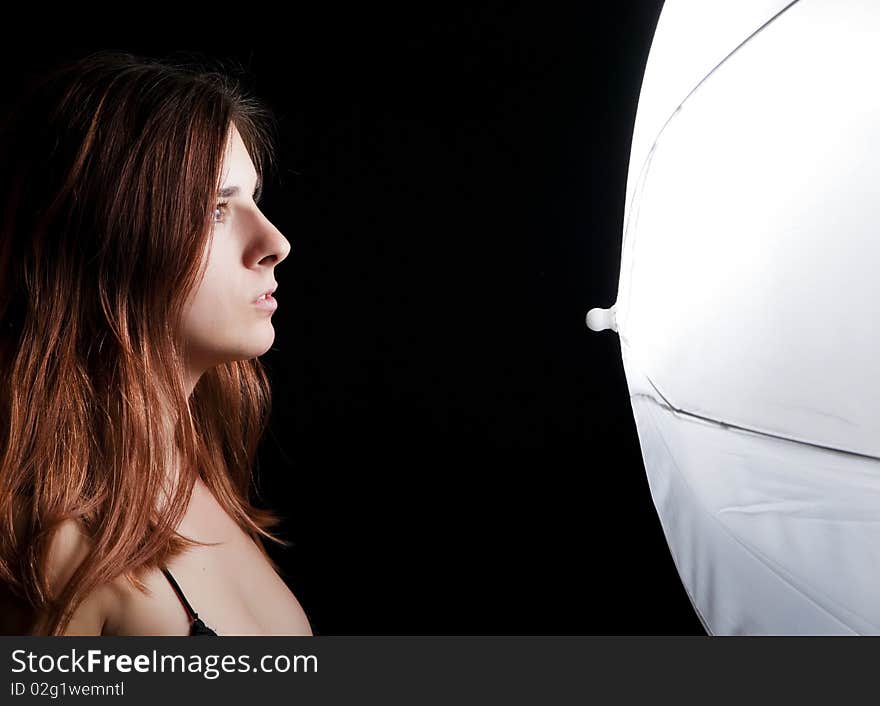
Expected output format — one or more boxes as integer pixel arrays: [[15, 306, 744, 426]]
[[253, 283, 278, 303]]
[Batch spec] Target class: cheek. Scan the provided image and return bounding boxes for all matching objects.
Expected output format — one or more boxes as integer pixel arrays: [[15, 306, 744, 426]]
[[183, 240, 260, 330], [194, 236, 236, 308], [182, 241, 231, 331], [178, 234, 276, 362], [187, 269, 233, 331]]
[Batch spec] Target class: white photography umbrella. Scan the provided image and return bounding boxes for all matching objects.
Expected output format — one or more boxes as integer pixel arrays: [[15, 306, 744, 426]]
[[588, 0, 880, 635]]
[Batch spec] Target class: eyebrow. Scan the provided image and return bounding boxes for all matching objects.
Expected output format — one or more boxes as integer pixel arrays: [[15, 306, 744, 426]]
[[218, 177, 263, 203]]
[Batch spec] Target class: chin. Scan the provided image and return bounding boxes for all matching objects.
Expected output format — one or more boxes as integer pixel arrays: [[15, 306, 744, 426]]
[[222, 341, 275, 363], [188, 323, 276, 367], [236, 330, 277, 361]]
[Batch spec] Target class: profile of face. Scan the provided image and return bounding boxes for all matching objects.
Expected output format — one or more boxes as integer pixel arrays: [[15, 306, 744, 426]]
[[180, 124, 291, 382]]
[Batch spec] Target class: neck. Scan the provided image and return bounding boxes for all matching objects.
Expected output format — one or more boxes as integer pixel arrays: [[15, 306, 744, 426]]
[[155, 360, 208, 512]]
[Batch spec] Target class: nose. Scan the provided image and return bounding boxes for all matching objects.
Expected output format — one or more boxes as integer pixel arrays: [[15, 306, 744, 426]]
[[253, 212, 292, 267]]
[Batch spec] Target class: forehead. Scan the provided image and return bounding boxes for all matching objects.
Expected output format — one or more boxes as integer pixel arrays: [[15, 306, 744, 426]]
[[219, 124, 259, 188]]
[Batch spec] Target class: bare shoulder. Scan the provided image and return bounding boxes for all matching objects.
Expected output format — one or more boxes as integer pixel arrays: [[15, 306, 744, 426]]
[[15, 519, 125, 635], [45, 519, 130, 635]]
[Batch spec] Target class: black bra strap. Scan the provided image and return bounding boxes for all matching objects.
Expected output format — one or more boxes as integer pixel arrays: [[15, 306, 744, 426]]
[[161, 567, 199, 621]]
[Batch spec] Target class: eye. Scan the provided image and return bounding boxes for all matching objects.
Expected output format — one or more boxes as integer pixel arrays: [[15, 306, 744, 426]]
[[212, 201, 230, 224]]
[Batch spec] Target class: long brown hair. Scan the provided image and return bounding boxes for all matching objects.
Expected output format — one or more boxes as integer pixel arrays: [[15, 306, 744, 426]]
[[0, 51, 287, 634]]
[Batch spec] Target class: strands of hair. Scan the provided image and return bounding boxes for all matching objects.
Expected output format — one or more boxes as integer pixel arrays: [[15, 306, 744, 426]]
[[0, 51, 287, 635]]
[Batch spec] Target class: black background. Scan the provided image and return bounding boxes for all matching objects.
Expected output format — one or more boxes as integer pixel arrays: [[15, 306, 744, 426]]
[[5, 2, 705, 634]]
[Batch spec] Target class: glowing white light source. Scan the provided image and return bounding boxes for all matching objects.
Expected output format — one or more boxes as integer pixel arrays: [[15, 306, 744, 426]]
[[589, 0, 880, 634]]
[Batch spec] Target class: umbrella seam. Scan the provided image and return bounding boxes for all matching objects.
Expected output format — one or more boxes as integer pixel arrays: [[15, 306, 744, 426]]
[[632, 374, 880, 464]]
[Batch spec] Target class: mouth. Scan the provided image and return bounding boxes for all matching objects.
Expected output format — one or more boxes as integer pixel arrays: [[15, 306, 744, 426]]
[[253, 284, 279, 311], [253, 283, 278, 303], [253, 293, 278, 312]]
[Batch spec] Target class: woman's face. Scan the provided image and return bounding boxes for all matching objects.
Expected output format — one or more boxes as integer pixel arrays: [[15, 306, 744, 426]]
[[180, 124, 291, 385]]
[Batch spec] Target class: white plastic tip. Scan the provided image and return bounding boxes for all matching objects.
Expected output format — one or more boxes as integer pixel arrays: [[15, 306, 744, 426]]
[[586, 305, 617, 333]]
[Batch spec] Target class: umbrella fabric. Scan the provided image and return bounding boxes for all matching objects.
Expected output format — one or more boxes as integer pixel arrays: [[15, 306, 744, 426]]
[[590, 0, 880, 634]]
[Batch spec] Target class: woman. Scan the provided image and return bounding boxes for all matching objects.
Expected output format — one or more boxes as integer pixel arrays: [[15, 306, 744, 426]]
[[0, 51, 312, 635]]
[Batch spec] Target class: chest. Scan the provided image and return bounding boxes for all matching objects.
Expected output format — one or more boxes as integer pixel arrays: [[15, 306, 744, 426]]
[[111, 480, 311, 636]]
